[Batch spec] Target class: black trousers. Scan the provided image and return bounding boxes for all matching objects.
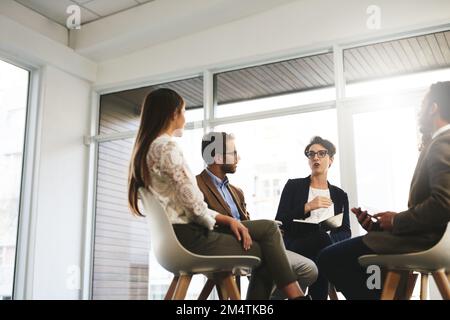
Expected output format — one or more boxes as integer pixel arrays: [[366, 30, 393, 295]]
[[317, 236, 380, 300], [284, 228, 332, 300]]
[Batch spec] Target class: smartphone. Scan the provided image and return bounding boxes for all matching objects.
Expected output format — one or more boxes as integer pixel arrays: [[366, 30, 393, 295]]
[[366, 213, 379, 223], [353, 207, 379, 223]]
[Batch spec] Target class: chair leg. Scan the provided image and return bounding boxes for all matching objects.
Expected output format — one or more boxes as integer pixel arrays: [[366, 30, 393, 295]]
[[393, 271, 417, 300], [164, 276, 179, 300], [172, 274, 192, 300], [420, 273, 429, 300], [402, 272, 418, 300], [381, 271, 402, 300], [220, 274, 241, 300], [432, 270, 450, 300], [215, 273, 240, 300], [214, 273, 228, 300], [216, 283, 227, 300], [328, 284, 339, 300], [235, 275, 241, 293], [198, 279, 215, 300]]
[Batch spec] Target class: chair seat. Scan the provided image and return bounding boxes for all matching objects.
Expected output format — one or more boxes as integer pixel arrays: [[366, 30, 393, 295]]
[[359, 251, 450, 273], [359, 222, 450, 273], [166, 254, 261, 275]]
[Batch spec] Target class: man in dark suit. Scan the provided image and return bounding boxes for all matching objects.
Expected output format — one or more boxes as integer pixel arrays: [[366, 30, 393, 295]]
[[197, 132, 318, 298], [318, 81, 450, 299]]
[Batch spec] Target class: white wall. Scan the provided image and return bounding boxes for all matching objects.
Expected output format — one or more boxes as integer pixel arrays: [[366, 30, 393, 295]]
[[0, 4, 95, 299], [0, 12, 96, 82], [30, 66, 91, 299], [95, 0, 450, 89]]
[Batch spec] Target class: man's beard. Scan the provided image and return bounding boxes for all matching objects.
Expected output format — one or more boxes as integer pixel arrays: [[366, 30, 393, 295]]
[[418, 110, 433, 150], [221, 164, 236, 174]]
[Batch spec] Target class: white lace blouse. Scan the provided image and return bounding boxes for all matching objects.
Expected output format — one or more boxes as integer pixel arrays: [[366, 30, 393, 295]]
[[146, 134, 218, 230]]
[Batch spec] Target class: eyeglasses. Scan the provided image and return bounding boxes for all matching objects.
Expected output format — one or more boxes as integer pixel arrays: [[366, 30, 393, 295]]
[[220, 150, 238, 164], [224, 150, 238, 159], [305, 150, 328, 159]]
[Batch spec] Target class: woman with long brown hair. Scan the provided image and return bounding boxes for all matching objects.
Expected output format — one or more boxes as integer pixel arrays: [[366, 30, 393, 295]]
[[128, 88, 306, 300]]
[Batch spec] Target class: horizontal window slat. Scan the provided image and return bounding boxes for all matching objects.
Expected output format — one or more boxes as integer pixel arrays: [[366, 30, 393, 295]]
[[93, 256, 148, 266], [95, 214, 147, 230], [98, 175, 127, 187], [92, 281, 148, 289], [94, 236, 149, 250], [97, 180, 127, 193], [93, 257, 150, 268], [99, 117, 137, 133], [91, 287, 148, 295], [94, 220, 148, 235], [95, 227, 148, 241], [94, 243, 149, 254]]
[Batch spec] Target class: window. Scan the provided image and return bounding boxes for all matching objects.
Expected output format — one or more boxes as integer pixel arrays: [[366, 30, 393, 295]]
[[345, 94, 422, 235], [93, 137, 149, 300], [211, 52, 339, 221], [215, 52, 335, 117], [92, 77, 207, 299], [344, 30, 450, 97], [342, 29, 450, 239], [0, 59, 29, 300], [216, 109, 340, 220]]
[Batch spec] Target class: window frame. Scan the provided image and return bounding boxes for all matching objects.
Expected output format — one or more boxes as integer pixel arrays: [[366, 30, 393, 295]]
[[0, 53, 42, 300]]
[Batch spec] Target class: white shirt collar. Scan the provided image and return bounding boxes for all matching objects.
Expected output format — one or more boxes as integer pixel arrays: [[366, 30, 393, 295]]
[[432, 124, 450, 140]]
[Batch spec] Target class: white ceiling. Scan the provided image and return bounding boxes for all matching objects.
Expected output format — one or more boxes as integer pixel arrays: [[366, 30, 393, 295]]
[[11, 0, 298, 62], [14, 0, 154, 26], [70, 0, 297, 61]]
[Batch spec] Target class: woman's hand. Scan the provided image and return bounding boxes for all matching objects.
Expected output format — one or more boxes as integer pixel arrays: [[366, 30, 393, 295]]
[[305, 196, 333, 213], [229, 219, 253, 251]]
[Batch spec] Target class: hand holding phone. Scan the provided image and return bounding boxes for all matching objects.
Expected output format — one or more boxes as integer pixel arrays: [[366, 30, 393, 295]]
[[351, 207, 381, 231]]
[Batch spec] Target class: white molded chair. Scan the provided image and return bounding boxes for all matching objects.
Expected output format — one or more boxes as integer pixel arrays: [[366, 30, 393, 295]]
[[358, 222, 450, 300], [139, 188, 261, 300]]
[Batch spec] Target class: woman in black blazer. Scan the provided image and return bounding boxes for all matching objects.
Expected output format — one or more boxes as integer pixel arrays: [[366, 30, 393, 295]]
[[275, 136, 351, 300]]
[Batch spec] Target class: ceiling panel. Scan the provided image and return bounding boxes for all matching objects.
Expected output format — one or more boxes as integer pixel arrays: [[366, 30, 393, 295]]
[[72, 0, 94, 4], [14, 0, 154, 26], [83, 0, 138, 17], [15, 0, 99, 25]]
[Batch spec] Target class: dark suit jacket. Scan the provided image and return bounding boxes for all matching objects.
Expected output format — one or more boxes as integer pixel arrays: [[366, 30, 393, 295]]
[[196, 170, 250, 221], [275, 176, 351, 243], [363, 129, 450, 254]]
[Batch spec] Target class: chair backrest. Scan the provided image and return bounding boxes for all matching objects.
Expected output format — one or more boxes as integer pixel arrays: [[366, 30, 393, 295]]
[[406, 221, 450, 271], [138, 187, 194, 274], [423, 221, 450, 259], [406, 221, 450, 257], [138, 187, 261, 275]]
